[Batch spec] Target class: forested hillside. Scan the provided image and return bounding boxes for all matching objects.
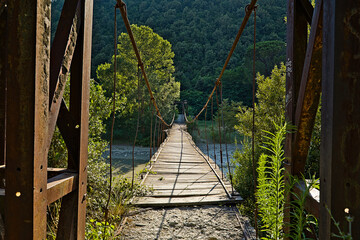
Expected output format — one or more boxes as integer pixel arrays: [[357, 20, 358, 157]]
[[52, 0, 286, 113]]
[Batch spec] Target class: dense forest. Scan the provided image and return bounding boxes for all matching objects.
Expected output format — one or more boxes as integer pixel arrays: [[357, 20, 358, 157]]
[[52, 0, 286, 114]]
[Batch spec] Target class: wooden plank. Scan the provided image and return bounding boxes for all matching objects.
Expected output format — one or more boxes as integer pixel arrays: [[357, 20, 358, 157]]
[[149, 183, 221, 190], [138, 124, 240, 207], [152, 170, 212, 175], [148, 187, 226, 197], [146, 175, 218, 181], [134, 195, 243, 207]]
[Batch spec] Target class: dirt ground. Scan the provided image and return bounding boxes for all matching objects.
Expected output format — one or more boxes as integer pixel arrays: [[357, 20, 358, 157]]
[[119, 205, 255, 240]]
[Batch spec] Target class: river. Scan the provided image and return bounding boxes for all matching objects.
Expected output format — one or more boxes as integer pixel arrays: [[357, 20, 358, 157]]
[[107, 141, 241, 180]]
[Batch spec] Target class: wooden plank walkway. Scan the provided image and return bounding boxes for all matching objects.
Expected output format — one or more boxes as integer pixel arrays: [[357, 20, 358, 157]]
[[134, 124, 242, 207]]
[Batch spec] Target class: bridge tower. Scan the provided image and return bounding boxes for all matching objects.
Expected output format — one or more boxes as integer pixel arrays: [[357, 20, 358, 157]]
[[0, 0, 93, 238], [285, 0, 360, 239]]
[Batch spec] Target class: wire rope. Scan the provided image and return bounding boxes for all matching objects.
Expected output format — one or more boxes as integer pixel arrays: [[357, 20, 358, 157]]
[[104, 4, 118, 234]]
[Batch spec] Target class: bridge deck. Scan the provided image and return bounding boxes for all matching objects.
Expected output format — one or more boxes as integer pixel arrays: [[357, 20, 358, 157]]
[[134, 124, 242, 207]]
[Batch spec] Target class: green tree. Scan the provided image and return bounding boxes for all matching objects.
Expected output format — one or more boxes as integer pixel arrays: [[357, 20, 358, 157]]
[[232, 64, 286, 225], [235, 63, 286, 141], [97, 25, 180, 140]]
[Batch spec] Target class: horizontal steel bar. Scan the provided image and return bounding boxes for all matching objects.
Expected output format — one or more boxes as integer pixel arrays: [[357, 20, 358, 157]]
[[47, 172, 78, 204]]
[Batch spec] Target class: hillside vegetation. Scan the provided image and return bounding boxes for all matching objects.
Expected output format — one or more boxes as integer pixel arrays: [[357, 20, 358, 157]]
[[52, 0, 286, 113]]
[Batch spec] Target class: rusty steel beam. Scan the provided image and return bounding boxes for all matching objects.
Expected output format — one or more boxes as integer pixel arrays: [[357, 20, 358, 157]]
[[57, 0, 92, 238], [47, 172, 78, 204], [0, 3, 6, 167], [292, 0, 322, 176], [284, 0, 308, 171], [0, 1, 6, 16], [299, 0, 314, 23], [57, 100, 79, 165], [48, 0, 81, 150], [284, 0, 308, 235], [321, 0, 360, 239], [4, 0, 50, 238]]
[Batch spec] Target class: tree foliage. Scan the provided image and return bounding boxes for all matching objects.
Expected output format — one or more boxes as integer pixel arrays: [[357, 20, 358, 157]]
[[96, 24, 180, 140], [51, 0, 287, 114], [235, 63, 286, 141]]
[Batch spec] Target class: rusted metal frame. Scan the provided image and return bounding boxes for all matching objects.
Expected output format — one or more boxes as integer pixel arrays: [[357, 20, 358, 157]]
[[0, 4, 6, 167], [4, 0, 50, 238], [47, 167, 68, 178], [284, 0, 308, 236], [321, 1, 360, 238], [57, 101, 79, 166], [0, 0, 6, 15], [0, 166, 68, 181], [47, 172, 78, 205], [298, 0, 314, 23], [57, 0, 92, 238], [292, 0, 323, 177], [47, 0, 81, 150]]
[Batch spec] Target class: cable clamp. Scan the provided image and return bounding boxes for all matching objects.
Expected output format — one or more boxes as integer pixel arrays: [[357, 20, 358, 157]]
[[245, 4, 258, 13]]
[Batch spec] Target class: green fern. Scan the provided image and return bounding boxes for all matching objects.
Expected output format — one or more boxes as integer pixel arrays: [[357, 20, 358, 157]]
[[256, 123, 287, 239]]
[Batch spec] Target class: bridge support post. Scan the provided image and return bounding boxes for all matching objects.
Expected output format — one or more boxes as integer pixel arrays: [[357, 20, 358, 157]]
[[1, 0, 93, 238], [0, 2, 6, 167], [4, 0, 51, 238], [56, 0, 93, 238], [321, 0, 360, 238], [284, 0, 308, 236]]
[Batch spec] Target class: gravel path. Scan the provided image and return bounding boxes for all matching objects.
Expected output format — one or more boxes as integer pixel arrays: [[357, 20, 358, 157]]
[[119, 205, 255, 240]]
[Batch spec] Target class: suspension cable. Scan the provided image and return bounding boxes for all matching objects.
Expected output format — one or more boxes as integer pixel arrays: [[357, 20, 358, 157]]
[[104, 3, 118, 232], [149, 102, 153, 166], [211, 95, 216, 169], [185, 0, 258, 124], [221, 81, 234, 194], [117, 0, 172, 127], [153, 116, 157, 153], [205, 103, 210, 163], [132, 66, 141, 189], [215, 84, 224, 179], [251, 5, 259, 238]]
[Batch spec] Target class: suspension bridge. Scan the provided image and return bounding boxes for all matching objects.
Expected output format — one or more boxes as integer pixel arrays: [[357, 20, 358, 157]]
[[1, 0, 360, 238], [134, 123, 242, 207]]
